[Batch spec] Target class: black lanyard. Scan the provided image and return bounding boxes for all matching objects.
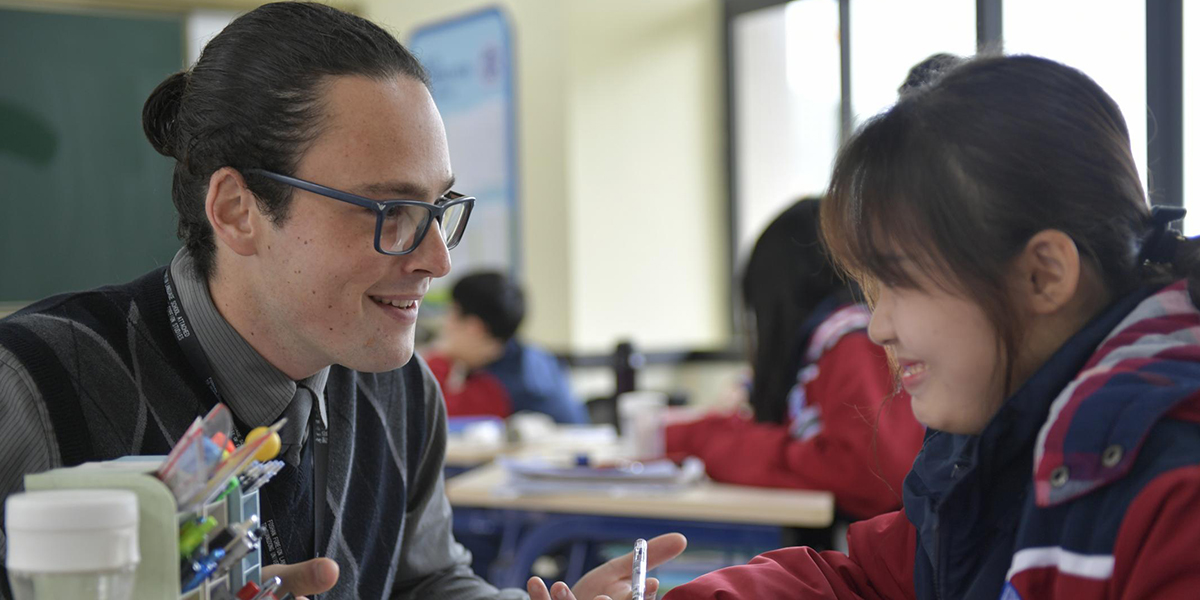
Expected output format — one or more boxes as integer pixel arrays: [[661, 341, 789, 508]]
[[164, 268, 329, 562]]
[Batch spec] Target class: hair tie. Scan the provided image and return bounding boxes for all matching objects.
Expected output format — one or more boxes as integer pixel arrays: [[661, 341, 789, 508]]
[[1139, 206, 1188, 265]]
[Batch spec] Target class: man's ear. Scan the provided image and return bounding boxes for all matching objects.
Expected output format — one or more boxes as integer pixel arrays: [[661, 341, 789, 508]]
[[1013, 229, 1082, 316], [205, 167, 259, 257]]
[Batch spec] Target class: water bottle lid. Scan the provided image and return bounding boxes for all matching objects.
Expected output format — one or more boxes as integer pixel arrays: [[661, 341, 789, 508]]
[[5, 490, 140, 573]]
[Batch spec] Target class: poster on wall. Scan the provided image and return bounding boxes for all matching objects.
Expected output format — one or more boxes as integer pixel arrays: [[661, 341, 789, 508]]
[[410, 8, 520, 291]]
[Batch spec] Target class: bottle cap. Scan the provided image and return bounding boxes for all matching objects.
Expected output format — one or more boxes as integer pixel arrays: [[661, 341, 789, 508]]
[[5, 489, 140, 573]]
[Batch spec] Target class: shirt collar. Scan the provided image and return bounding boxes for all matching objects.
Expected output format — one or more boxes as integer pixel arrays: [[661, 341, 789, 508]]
[[169, 249, 330, 428]]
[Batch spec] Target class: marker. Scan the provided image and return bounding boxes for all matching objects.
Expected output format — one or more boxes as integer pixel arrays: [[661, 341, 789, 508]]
[[631, 538, 647, 600], [244, 426, 282, 462], [216, 526, 264, 576], [236, 579, 280, 600], [235, 581, 265, 600], [181, 547, 226, 592], [209, 515, 260, 550], [243, 461, 284, 494], [179, 516, 219, 558], [250, 576, 282, 600], [215, 476, 240, 502], [190, 419, 287, 509]]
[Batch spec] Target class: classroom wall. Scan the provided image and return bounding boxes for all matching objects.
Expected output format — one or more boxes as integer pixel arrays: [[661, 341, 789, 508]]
[[564, 0, 727, 353], [2, 0, 730, 354], [367, 0, 574, 350], [367, 0, 729, 353]]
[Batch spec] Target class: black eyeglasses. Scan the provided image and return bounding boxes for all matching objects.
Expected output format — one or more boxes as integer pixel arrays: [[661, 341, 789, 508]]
[[245, 169, 475, 256]]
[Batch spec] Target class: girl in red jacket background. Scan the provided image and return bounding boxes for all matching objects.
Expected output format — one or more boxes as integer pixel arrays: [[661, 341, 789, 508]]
[[665, 198, 926, 520]]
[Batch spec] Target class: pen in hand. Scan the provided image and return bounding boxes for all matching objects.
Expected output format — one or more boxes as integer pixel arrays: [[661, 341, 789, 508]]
[[631, 538, 648, 600]]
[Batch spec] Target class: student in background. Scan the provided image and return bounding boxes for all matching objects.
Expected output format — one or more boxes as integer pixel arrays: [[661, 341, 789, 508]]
[[426, 271, 589, 424], [663, 53, 956, 521], [664, 198, 925, 520], [664, 55, 1200, 599], [897, 52, 961, 95]]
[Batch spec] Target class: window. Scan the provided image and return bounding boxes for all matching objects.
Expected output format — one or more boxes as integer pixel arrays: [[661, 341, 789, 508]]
[[1185, 0, 1199, 233], [1004, 0, 1149, 195], [727, 0, 1177, 337], [731, 0, 840, 265], [849, 0, 976, 125], [186, 10, 237, 66]]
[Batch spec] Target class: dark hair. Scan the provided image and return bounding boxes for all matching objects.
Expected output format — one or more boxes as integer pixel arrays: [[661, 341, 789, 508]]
[[452, 271, 526, 342], [898, 52, 963, 95], [142, 2, 430, 280], [744, 198, 854, 424], [822, 54, 1197, 396]]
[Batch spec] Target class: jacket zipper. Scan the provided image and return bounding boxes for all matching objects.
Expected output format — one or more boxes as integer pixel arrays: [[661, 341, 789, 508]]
[[931, 521, 946, 600]]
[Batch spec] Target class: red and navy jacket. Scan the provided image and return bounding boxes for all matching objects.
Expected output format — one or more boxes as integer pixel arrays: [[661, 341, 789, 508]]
[[666, 281, 1200, 600], [665, 304, 926, 520]]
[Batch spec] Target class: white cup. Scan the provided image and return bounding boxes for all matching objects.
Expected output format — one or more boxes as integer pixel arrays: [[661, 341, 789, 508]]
[[617, 391, 669, 459], [5, 489, 140, 600]]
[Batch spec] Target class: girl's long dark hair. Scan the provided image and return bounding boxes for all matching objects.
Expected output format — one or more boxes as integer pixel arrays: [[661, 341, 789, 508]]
[[745, 198, 854, 424]]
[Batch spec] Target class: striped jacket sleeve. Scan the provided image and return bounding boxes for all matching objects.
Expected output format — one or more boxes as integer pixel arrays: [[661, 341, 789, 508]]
[[1109, 464, 1200, 598], [1003, 463, 1200, 599]]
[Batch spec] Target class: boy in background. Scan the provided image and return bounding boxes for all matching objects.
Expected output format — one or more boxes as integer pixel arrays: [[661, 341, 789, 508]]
[[426, 272, 588, 424]]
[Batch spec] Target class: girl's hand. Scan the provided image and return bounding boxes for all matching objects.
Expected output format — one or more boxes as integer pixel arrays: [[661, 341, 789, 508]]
[[526, 533, 687, 600]]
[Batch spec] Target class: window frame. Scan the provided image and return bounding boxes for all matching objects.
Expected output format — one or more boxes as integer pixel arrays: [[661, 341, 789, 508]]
[[722, 0, 1183, 338]]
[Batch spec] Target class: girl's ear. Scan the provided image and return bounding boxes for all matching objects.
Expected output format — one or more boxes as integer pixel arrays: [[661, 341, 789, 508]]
[[1013, 229, 1082, 316]]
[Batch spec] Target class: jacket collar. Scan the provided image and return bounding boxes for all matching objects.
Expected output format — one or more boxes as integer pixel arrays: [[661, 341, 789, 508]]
[[1035, 280, 1200, 506], [927, 284, 1151, 490]]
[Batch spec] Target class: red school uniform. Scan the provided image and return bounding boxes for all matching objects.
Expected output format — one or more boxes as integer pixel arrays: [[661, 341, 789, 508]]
[[665, 304, 926, 520], [424, 352, 513, 419]]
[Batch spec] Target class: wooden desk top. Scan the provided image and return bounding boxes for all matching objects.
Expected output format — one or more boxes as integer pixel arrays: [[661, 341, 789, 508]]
[[445, 424, 621, 468], [445, 463, 835, 528], [445, 442, 508, 467]]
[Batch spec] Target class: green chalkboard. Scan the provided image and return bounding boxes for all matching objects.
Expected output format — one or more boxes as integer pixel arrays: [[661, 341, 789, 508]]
[[0, 8, 184, 302]]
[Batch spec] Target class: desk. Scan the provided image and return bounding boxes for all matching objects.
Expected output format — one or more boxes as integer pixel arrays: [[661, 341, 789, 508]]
[[445, 424, 621, 473], [445, 442, 507, 470], [447, 463, 833, 526], [446, 463, 835, 587]]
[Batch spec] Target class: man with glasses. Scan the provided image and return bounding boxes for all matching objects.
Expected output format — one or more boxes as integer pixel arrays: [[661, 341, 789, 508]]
[[0, 3, 682, 600]]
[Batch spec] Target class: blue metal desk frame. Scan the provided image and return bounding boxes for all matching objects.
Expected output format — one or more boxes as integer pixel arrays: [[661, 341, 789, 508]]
[[453, 507, 810, 589]]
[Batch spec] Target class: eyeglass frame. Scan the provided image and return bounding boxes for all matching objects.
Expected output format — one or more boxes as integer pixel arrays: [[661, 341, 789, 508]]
[[244, 168, 476, 256]]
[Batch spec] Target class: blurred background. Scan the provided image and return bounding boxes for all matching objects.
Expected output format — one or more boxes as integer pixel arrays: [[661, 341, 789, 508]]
[[0, 0, 1193, 409]]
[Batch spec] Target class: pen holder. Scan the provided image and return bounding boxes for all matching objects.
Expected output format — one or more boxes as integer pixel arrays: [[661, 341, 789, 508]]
[[23, 457, 261, 600]]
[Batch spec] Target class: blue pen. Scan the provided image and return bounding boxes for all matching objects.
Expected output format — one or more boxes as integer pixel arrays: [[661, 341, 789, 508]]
[[182, 547, 226, 592]]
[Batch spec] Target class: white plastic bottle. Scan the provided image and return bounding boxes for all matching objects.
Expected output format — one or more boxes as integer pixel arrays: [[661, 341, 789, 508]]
[[5, 489, 140, 600]]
